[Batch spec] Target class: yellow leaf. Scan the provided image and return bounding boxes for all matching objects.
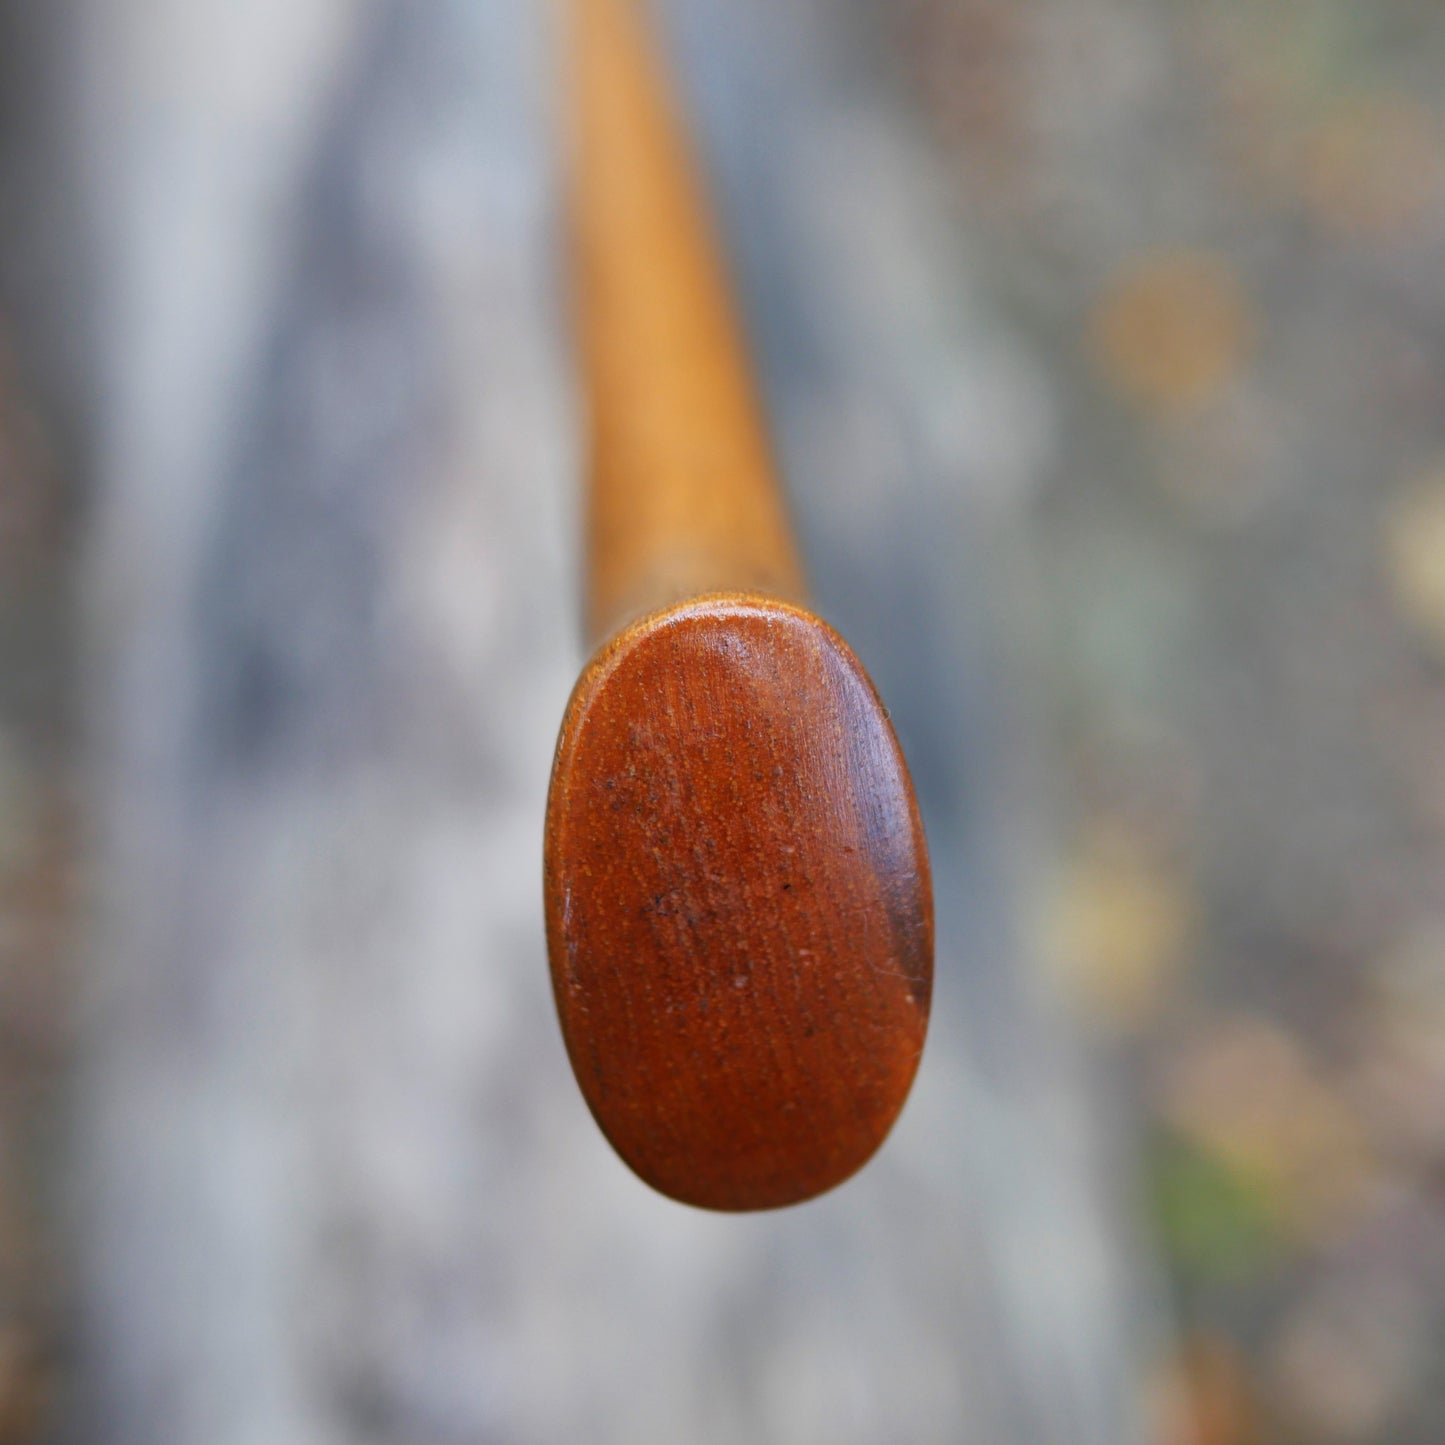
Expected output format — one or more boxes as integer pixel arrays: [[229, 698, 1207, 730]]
[[1301, 96, 1441, 242], [1385, 472, 1445, 657], [1048, 824, 1193, 1028], [1088, 251, 1253, 415]]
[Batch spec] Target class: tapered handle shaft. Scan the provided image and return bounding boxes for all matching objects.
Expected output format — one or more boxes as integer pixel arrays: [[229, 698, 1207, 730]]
[[571, 0, 805, 644]]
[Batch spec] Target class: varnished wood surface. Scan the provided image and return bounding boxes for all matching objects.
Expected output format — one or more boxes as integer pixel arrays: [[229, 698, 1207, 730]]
[[571, 0, 805, 644], [557, 0, 934, 1209], [545, 595, 932, 1210]]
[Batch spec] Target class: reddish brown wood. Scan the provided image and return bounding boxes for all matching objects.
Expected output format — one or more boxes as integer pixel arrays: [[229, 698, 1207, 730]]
[[545, 595, 932, 1210], [550, 0, 933, 1209]]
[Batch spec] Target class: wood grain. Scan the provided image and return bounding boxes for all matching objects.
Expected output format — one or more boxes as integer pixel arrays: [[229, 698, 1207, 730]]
[[571, 0, 805, 644], [553, 0, 933, 1210], [545, 595, 933, 1210]]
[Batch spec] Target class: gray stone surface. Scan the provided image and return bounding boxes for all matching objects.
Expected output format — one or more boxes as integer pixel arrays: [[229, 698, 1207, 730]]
[[41, 1, 1151, 1440]]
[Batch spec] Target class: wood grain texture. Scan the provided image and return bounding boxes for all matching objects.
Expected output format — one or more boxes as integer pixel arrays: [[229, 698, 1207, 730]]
[[557, 0, 934, 1209], [545, 594, 932, 1210], [571, 0, 806, 644]]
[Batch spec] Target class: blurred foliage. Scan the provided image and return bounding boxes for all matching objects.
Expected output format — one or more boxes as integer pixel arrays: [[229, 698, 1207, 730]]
[[1385, 471, 1445, 658], [1089, 252, 1253, 416], [898, 0, 1445, 1438], [1048, 820, 1194, 1029], [0, 333, 68, 1445], [1148, 1130, 1282, 1287]]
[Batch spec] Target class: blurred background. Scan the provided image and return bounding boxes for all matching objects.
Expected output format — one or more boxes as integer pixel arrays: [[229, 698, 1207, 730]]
[[1, 0, 1443, 1441]]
